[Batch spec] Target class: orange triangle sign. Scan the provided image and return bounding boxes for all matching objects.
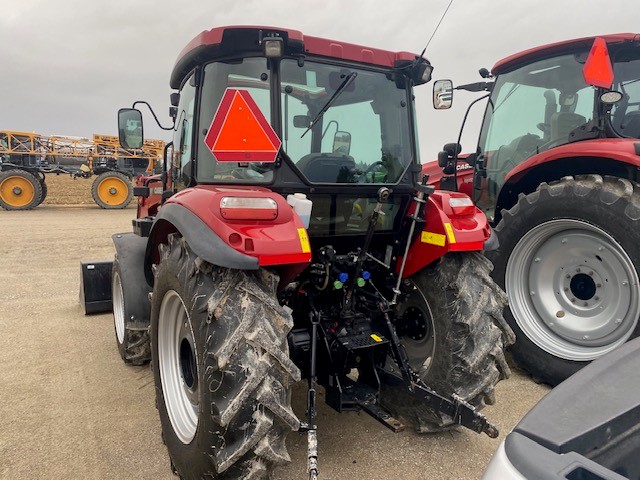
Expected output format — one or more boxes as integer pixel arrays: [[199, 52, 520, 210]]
[[204, 89, 281, 162], [583, 37, 614, 89]]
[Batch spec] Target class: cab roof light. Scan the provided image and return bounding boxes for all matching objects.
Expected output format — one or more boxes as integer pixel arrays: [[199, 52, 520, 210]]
[[263, 37, 284, 58], [220, 197, 278, 220]]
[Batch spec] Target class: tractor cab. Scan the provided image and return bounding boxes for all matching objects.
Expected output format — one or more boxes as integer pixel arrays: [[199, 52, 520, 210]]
[[121, 26, 432, 244], [433, 33, 640, 220]]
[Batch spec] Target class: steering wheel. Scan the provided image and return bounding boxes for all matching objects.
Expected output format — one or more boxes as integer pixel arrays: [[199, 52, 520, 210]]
[[358, 161, 386, 183]]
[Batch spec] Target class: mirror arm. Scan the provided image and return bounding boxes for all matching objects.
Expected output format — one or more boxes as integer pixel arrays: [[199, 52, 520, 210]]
[[451, 92, 492, 189], [132, 100, 175, 131]]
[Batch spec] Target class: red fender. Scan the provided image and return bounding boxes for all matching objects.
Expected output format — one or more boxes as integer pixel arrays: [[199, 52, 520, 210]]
[[164, 185, 311, 269], [399, 190, 491, 278]]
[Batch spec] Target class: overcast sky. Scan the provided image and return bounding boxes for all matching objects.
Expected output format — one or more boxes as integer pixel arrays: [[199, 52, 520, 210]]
[[1, 0, 639, 160]]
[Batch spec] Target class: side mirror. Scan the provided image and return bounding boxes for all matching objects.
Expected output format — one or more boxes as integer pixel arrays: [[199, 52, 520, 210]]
[[118, 108, 144, 149], [333, 131, 351, 155], [433, 79, 453, 110]]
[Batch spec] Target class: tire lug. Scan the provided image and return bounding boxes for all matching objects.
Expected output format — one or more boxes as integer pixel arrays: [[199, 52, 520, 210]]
[[583, 302, 588, 307], [615, 318, 622, 324], [594, 296, 599, 301], [571, 298, 576, 303], [566, 274, 571, 279], [583, 335, 590, 340], [596, 283, 602, 288], [576, 268, 581, 273], [564, 288, 569, 292], [623, 281, 629, 286], [534, 257, 541, 263], [561, 238, 567, 244]]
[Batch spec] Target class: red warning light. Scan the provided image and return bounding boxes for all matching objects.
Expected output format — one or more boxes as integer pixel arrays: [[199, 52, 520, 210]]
[[582, 37, 614, 89], [204, 89, 281, 162]]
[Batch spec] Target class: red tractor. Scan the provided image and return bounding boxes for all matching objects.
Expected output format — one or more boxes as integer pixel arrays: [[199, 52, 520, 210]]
[[88, 26, 514, 478], [426, 33, 640, 386]]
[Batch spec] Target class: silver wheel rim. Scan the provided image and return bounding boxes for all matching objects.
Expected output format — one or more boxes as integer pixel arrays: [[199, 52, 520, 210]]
[[112, 271, 125, 344], [506, 219, 640, 361], [158, 290, 199, 444]]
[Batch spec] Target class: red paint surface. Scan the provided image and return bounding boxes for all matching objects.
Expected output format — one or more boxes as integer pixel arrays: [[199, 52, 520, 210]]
[[163, 185, 311, 269], [400, 192, 490, 278], [492, 33, 638, 74], [175, 25, 421, 69]]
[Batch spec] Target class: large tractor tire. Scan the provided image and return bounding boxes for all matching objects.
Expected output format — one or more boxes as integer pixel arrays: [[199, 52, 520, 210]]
[[382, 252, 514, 431], [489, 175, 640, 386], [150, 234, 301, 479], [112, 255, 151, 365], [0, 169, 43, 210], [91, 171, 133, 209]]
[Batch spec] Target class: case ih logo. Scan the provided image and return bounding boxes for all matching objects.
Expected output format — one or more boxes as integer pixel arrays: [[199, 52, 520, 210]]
[[204, 89, 281, 162]]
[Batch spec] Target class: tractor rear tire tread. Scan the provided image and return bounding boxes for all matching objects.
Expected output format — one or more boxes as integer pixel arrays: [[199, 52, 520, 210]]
[[382, 252, 514, 431], [151, 235, 299, 479]]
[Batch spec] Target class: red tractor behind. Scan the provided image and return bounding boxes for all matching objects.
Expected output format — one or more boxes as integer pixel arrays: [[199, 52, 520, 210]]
[[426, 33, 640, 386], [84, 26, 513, 478]]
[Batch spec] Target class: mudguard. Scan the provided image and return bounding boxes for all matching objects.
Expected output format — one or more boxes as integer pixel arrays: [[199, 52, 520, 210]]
[[112, 232, 153, 324], [400, 190, 491, 278], [144, 203, 259, 285]]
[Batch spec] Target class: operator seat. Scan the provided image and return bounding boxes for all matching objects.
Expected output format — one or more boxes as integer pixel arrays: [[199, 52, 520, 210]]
[[296, 153, 355, 183], [621, 111, 640, 138], [550, 112, 586, 141]]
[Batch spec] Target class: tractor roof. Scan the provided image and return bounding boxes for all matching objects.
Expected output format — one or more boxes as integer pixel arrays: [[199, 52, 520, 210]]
[[171, 25, 422, 89], [492, 33, 640, 75]]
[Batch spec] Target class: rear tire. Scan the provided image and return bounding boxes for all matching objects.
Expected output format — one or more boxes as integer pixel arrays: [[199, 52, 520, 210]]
[[382, 252, 514, 431], [489, 175, 640, 385], [0, 169, 42, 210], [91, 172, 133, 209], [150, 235, 301, 478]]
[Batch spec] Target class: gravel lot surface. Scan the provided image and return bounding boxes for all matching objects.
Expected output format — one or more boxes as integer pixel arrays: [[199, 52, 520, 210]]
[[0, 205, 549, 480]]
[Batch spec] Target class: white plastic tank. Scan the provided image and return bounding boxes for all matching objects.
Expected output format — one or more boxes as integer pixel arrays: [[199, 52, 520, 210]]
[[287, 193, 313, 228]]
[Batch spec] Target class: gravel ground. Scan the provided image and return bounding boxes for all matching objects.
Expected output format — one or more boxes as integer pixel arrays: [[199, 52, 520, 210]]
[[0, 205, 550, 480]]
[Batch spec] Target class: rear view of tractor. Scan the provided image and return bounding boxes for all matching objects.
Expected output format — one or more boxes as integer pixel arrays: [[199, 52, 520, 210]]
[[96, 26, 513, 478], [427, 33, 640, 385]]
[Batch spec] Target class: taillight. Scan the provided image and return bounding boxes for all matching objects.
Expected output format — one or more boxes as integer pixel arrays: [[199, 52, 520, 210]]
[[449, 196, 475, 216], [219, 197, 278, 220]]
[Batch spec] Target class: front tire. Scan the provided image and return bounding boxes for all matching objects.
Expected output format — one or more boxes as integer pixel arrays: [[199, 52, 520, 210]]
[[112, 256, 151, 365], [383, 252, 514, 431], [489, 175, 640, 385], [150, 235, 301, 479]]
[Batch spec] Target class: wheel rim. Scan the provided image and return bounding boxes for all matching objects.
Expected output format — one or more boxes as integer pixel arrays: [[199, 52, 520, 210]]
[[0, 174, 35, 207], [97, 176, 128, 206], [158, 290, 199, 444], [112, 271, 125, 344], [506, 219, 640, 361], [396, 284, 435, 373]]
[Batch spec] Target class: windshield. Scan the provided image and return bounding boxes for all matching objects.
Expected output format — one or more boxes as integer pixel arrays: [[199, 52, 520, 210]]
[[197, 58, 274, 184], [477, 51, 597, 209], [610, 44, 640, 138], [281, 59, 413, 184]]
